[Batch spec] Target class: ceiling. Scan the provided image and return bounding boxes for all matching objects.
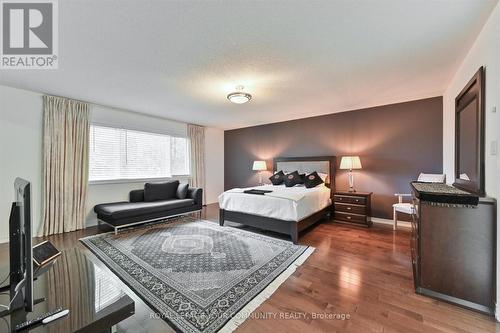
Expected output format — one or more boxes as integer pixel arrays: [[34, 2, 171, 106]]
[[0, 0, 498, 129]]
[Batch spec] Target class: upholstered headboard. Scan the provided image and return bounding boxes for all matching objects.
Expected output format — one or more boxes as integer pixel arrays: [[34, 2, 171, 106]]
[[273, 156, 336, 189]]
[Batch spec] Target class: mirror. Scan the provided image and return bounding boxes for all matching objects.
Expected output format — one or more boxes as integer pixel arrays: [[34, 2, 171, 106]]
[[454, 67, 485, 196]]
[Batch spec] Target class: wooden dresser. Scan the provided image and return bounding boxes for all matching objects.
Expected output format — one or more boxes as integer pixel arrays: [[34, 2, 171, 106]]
[[410, 182, 496, 315], [333, 191, 372, 227]]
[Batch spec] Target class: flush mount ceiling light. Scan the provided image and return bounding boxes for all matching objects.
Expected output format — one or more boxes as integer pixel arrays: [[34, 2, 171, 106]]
[[227, 85, 252, 104]]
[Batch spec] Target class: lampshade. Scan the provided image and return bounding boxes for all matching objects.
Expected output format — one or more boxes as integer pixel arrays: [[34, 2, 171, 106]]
[[339, 156, 362, 170], [252, 160, 267, 171]]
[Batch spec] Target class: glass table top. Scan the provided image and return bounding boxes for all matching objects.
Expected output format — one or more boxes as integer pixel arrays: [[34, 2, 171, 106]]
[[0, 247, 134, 333]]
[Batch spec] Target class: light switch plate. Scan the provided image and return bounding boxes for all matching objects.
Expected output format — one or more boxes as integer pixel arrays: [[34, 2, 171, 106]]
[[491, 140, 498, 156], [492, 106, 497, 113]]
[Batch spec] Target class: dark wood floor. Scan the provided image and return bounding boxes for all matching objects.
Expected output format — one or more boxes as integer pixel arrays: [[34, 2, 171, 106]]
[[2, 203, 498, 332]]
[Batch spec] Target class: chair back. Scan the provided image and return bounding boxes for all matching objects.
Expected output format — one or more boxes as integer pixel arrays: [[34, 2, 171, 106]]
[[417, 173, 446, 183]]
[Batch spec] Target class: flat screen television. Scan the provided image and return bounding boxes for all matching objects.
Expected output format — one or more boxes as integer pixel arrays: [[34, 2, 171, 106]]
[[8, 177, 34, 312]]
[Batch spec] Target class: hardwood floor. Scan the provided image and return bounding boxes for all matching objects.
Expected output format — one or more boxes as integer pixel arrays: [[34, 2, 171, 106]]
[[1, 203, 498, 333]]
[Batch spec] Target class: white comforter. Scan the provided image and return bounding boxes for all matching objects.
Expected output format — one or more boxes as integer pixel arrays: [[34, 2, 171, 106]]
[[218, 184, 331, 222]]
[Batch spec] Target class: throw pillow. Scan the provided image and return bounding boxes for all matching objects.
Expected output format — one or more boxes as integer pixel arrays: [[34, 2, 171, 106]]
[[284, 171, 301, 187], [304, 171, 324, 188], [269, 170, 285, 185], [144, 181, 180, 201], [176, 183, 189, 199]]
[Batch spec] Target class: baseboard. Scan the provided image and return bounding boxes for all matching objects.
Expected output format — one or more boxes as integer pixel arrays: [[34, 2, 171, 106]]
[[496, 303, 500, 322], [0, 236, 9, 244], [371, 217, 411, 229]]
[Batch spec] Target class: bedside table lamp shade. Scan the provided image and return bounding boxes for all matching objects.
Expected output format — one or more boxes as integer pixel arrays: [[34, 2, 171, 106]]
[[340, 156, 362, 170], [339, 156, 362, 192], [252, 160, 267, 184], [252, 161, 267, 171]]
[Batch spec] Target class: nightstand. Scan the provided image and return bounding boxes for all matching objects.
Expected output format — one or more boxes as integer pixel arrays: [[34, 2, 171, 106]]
[[333, 191, 372, 227]]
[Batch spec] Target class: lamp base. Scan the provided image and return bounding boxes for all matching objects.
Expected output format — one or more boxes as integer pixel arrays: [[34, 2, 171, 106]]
[[348, 170, 356, 192]]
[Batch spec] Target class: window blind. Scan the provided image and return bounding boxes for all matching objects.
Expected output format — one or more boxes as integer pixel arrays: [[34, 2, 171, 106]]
[[89, 125, 189, 181]]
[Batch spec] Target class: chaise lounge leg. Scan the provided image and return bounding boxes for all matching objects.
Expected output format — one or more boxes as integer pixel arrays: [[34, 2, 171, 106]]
[[114, 227, 118, 235], [219, 209, 225, 227]]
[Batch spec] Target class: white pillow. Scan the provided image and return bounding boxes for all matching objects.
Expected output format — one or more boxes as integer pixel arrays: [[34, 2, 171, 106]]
[[417, 173, 446, 183], [318, 172, 328, 183]]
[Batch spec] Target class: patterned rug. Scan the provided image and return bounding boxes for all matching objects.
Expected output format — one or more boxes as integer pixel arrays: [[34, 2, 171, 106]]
[[80, 217, 313, 333]]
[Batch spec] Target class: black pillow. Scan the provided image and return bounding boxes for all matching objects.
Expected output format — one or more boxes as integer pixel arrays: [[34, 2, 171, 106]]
[[144, 180, 179, 202], [284, 171, 301, 187], [270, 170, 285, 185], [297, 173, 306, 184], [304, 172, 324, 188], [176, 183, 189, 199]]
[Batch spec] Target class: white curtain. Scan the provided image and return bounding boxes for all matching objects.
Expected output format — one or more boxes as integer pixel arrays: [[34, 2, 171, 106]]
[[42, 96, 90, 236], [187, 124, 205, 203]]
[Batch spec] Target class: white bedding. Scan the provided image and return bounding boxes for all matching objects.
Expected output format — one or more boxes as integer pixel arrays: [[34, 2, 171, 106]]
[[218, 184, 331, 222]]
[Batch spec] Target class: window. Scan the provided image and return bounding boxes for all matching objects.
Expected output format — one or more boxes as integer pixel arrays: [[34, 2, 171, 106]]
[[89, 125, 190, 182]]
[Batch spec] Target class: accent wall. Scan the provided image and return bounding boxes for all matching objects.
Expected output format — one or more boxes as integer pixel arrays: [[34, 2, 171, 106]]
[[224, 97, 443, 219]]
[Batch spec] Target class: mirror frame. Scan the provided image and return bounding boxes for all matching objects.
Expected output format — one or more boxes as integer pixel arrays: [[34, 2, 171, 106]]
[[453, 66, 485, 196]]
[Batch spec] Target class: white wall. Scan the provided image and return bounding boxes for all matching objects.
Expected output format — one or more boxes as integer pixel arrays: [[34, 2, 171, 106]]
[[91, 104, 187, 137], [443, 2, 500, 196], [0, 84, 225, 239], [0, 86, 44, 240], [442, 1, 500, 319], [205, 127, 224, 204]]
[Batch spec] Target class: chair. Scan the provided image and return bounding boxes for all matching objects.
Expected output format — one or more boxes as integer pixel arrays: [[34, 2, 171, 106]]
[[392, 173, 446, 230]]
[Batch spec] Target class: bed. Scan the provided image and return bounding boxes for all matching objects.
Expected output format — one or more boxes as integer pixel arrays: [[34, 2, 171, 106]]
[[218, 156, 336, 243]]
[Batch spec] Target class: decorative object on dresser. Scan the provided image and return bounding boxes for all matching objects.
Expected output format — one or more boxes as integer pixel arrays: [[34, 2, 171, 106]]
[[334, 191, 372, 227], [252, 160, 267, 185], [339, 156, 362, 192], [409, 182, 495, 315], [392, 173, 446, 230]]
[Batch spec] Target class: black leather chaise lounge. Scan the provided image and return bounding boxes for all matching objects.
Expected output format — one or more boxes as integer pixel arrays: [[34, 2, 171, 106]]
[[94, 180, 203, 234]]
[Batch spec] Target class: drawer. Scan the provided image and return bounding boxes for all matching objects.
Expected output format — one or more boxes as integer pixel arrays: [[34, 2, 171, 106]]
[[334, 195, 366, 205], [335, 203, 366, 215], [335, 211, 367, 224]]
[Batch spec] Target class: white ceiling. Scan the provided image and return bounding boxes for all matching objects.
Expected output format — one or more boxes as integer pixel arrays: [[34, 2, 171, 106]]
[[0, 0, 497, 129]]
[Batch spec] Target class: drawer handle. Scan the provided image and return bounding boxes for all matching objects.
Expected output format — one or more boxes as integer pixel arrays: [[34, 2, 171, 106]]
[[347, 216, 351, 219], [339, 198, 343, 200], [355, 199, 359, 202], [347, 207, 351, 210]]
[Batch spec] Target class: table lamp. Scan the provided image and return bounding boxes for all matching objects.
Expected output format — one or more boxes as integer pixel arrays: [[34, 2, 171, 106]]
[[339, 156, 362, 192], [252, 160, 267, 185]]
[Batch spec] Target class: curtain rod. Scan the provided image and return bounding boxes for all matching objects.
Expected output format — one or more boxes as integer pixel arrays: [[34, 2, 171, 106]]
[[44, 93, 92, 105]]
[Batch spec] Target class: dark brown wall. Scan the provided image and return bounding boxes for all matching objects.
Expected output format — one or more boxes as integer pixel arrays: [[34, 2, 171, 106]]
[[224, 97, 443, 219]]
